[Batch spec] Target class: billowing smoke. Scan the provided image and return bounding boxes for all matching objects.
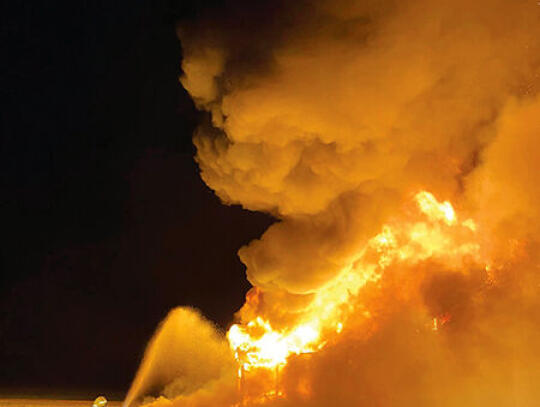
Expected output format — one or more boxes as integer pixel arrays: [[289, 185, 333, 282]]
[[126, 0, 540, 405]]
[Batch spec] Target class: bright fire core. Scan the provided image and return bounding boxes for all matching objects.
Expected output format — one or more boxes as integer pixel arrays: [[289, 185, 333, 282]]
[[227, 191, 482, 382]]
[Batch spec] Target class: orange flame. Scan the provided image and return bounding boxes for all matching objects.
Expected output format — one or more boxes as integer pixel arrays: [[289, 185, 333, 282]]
[[227, 191, 484, 400]]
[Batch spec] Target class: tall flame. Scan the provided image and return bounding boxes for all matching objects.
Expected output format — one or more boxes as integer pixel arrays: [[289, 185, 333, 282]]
[[226, 191, 483, 397]]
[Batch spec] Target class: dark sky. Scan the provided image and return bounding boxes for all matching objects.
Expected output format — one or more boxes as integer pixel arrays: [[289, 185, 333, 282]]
[[1, 0, 272, 399]]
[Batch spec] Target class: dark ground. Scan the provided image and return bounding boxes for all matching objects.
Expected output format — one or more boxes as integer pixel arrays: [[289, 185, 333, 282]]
[[1, 0, 272, 398]]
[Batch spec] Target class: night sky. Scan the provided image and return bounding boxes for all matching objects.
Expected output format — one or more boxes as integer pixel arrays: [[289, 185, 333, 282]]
[[1, 0, 272, 398]]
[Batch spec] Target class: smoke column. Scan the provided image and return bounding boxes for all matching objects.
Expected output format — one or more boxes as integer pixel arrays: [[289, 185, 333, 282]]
[[126, 1, 540, 406]]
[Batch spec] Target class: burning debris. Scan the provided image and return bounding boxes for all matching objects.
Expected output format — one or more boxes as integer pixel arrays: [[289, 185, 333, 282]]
[[125, 0, 540, 406]]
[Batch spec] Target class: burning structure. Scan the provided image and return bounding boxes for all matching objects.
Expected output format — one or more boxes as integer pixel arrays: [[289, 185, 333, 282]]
[[124, 1, 540, 406]]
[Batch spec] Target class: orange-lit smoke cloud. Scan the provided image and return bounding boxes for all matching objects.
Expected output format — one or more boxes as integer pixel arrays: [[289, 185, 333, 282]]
[[127, 0, 540, 405]]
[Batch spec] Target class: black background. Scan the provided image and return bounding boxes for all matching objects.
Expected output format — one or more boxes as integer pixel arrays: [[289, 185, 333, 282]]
[[1, 0, 272, 398]]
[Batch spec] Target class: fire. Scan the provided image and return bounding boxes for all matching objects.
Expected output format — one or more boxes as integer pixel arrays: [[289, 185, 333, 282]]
[[432, 313, 452, 331], [228, 317, 320, 371], [226, 190, 484, 397], [415, 191, 456, 226]]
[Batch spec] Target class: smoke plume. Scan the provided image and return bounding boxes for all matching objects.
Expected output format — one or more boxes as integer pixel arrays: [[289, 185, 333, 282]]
[[126, 0, 540, 405]]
